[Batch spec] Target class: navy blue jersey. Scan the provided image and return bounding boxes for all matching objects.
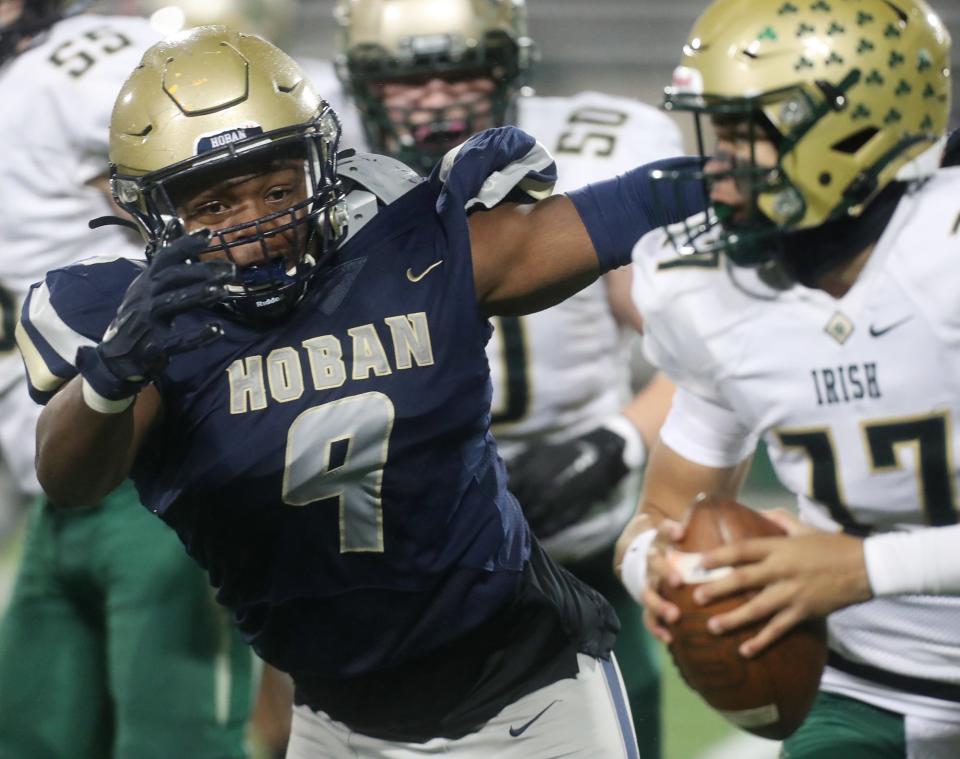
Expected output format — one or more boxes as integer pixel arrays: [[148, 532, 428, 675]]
[[18, 127, 584, 682]]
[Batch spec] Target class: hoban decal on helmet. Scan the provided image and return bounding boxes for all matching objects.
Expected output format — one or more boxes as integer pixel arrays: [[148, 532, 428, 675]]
[[653, 0, 951, 267], [0, 0, 91, 64], [333, 0, 535, 174], [109, 26, 349, 325]]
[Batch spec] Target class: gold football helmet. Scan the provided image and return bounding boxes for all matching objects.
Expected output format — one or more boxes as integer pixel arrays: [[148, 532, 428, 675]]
[[334, 0, 534, 173], [660, 0, 951, 266], [138, 0, 297, 44], [110, 26, 347, 323]]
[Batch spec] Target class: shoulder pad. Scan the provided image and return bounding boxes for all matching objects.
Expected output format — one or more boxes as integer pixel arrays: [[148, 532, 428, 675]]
[[336, 152, 423, 244], [340, 189, 378, 246], [337, 151, 423, 206], [17, 256, 142, 403]]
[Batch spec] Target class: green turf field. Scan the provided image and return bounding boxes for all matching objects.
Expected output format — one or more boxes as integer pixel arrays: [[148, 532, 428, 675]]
[[662, 643, 736, 757]]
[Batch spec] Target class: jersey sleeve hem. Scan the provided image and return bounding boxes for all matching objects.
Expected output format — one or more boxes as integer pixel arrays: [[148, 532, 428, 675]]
[[659, 385, 757, 469]]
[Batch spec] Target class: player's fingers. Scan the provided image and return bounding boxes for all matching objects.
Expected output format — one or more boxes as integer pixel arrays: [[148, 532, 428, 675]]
[[739, 606, 800, 658], [163, 322, 225, 356], [648, 546, 682, 588], [698, 556, 789, 605], [700, 537, 776, 569], [151, 230, 211, 270], [762, 508, 811, 536], [152, 260, 236, 293], [153, 281, 227, 318], [693, 566, 758, 605], [642, 602, 674, 644], [707, 582, 792, 634], [655, 518, 685, 544], [643, 583, 680, 628], [190, 259, 236, 283]]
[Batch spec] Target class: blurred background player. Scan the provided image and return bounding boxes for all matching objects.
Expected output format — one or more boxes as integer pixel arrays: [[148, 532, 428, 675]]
[[0, 2, 254, 757], [335, 1, 683, 754], [618, 0, 960, 757]]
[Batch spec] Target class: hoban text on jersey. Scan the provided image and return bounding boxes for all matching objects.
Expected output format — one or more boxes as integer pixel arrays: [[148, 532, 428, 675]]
[[226, 312, 435, 414]]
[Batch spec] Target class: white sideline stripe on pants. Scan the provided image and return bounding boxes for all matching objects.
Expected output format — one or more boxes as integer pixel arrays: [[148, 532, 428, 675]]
[[601, 654, 640, 759]]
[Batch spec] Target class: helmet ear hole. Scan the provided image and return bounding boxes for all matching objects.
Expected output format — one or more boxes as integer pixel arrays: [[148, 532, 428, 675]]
[[831, 128, 880, 155]]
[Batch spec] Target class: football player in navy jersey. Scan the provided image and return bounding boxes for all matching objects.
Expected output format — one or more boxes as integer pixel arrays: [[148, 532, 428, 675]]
[[20, 26, 698, 757]]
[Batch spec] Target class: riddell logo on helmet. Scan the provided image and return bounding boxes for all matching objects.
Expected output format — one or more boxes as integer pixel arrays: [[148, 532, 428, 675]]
[[195, 123, 265, 154]]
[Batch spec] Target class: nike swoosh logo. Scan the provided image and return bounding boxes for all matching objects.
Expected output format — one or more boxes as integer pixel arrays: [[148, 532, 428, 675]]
[[509, 699, 560, 738], [869, 316, 912, 337], [555, 442, 599, 488], [406, 260, 443, 282]]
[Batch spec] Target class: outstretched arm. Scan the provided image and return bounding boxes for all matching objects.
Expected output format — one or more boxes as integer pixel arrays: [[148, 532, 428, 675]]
[[470, 156, 704, 317], [470, 194, 599, 316]]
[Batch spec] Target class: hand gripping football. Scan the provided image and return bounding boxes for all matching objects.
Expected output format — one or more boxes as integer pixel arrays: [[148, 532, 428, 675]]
[[660, 495, 827, 740]]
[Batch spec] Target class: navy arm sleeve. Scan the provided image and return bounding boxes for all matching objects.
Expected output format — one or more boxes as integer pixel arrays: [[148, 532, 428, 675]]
[[566, 156, 707, 272]]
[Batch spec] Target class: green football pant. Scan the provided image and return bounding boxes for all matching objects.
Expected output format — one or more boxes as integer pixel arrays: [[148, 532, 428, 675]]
[[0, 481, 254, 759], [567, 546, 662, 759], [781, 691, 905, 758]]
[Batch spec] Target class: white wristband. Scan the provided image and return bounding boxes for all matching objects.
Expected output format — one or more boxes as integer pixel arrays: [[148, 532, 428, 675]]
[[619, 527, 657, 603], [602, 414, 647, 470], [863, 524, 960, 596], [81, 378, 135, 415]]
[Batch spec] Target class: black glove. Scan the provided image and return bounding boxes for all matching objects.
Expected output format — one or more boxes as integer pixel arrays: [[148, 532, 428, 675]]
[[507, 420, 642, 539], [76, 231, 235, 402]]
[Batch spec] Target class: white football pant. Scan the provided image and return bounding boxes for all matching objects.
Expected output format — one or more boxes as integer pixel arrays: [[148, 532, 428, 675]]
[[285, 653, 641, 758]]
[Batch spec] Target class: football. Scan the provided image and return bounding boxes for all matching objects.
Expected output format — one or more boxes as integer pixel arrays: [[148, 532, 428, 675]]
[[660, 495, 827, 740]]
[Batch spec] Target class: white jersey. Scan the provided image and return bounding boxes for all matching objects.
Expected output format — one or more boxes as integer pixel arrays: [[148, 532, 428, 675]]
[[488, 91, 683, 561], [0, 14, 159, 493], [633, 168, 960, 722]]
